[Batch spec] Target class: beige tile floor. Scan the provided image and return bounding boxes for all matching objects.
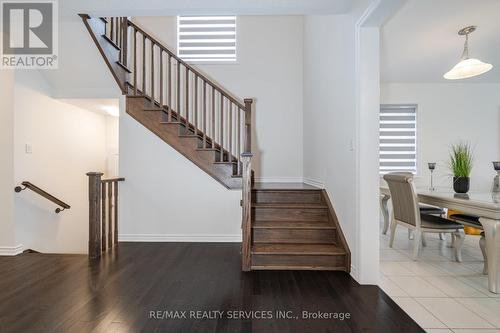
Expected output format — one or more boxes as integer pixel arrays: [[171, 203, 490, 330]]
[[379, 222, 500, 333]]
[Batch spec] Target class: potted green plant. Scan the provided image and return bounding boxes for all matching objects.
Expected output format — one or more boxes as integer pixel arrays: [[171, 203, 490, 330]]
[[449, 143, 473, 193]]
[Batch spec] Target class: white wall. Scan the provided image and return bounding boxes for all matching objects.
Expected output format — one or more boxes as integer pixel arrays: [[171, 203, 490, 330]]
[[131, 15, 304, 181], [40, 18, 121, 98], [381, 83, 500, 191], [106, 116, 119, 177], [303, 15, 359, 274], [13, 71, 108, 253], [356, 25, 381, 284], [0, 68, 17, 252], [119, 97, 242, 241]]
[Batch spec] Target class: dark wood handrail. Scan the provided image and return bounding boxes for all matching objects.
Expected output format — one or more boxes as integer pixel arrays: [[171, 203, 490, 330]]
[[126, 20, 246, 110], [82, 15, 255, 266], [15, 181, 70, 213], [102, 177, 125, 183]]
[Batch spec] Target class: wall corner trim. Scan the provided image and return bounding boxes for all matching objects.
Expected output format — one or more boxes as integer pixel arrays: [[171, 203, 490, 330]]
[[0, 244, 23, 256], [350, 265, 358, 281]]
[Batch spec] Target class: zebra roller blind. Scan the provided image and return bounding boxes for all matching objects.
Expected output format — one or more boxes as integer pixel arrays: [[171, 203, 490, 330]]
[[177, 16, 237, 62], [379, 105, 417, 174]]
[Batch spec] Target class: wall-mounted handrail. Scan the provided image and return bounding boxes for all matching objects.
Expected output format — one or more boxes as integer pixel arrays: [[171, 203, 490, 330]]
[[14, 181, 70, 213]]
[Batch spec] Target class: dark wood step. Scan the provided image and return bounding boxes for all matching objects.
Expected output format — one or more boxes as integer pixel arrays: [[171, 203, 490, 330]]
[[252, 228, 336, 244], [116, 61, 132, 73], [251, 253, 347, 270], [250, 265, 347, 271], [252, 189, 323, 205], [252, 244, 344, 255], [252, 203, 327, 208], [101, 34, 120, 50], [252, 183, 320, 191], [252, 205, 329, 222], [252, 220, 334, 229]]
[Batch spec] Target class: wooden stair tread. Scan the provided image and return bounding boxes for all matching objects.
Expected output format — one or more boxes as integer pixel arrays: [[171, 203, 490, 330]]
[[252, 220, 334, 229], [250, 265, 346, 271], [101, 34, 120, 50], [213, 161, 237, 165], [252, 203, 328, 209], [252, 244, 345, 255], [143, 107, 164, 111], [252, 183, 321, 191]]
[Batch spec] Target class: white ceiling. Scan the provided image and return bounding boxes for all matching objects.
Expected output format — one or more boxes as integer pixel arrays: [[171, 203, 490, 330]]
[[381, 0, 500, 83], [61, 0, 354, 18]]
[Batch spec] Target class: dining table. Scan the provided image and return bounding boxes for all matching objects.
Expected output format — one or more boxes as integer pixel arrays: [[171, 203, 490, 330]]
[[380, 186, 500, 294]]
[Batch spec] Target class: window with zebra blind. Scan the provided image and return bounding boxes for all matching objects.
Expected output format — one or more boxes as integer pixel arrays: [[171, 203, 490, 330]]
[[177, 16, 237, 62], [379, 104, 418, 174]]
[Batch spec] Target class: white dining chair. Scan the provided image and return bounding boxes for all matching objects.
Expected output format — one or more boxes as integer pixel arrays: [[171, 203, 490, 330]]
[[384, 173, 465, 261]]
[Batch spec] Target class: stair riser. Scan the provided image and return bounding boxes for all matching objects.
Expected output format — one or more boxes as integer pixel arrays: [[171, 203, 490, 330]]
[[252, 254, 346, 269], [253, 229, 336, 244], [252, 190, 323, 205], [252, 207, 329, 222]]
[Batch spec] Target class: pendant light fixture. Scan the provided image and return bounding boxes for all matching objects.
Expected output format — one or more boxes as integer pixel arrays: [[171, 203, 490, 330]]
[[444, 26, 493, 80]]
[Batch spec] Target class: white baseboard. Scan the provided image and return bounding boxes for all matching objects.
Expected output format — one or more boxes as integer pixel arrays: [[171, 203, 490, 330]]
[[350, 265, 358, 281], [119, 234, 242, 242], [0, 244, 23, 256], [303, 178, 325, 189], [254, 177, 304, 183]]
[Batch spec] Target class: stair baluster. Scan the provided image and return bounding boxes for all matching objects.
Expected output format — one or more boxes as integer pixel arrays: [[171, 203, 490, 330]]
[[81, 15, 257, 264], [87, 172, 125, 259]]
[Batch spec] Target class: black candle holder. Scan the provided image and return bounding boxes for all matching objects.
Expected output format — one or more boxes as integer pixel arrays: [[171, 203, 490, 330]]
[[428, 163, 436, 191]]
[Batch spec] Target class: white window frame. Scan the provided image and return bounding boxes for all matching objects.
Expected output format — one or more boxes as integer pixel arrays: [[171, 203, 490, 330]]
[[176, 15, 238, 64], [379, 104, 418, 175]]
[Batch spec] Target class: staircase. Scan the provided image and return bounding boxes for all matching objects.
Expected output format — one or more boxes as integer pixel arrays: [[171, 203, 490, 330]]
[[251, 184, 349, 270], [80, 14, 350, 272]]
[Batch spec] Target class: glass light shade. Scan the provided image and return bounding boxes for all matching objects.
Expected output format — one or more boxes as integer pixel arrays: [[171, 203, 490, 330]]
[[444, 58, 493, 80]]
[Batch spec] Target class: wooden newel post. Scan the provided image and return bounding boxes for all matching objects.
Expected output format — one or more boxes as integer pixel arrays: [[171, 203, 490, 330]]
[[243, 98, 253, 154], [87, 172, 103, 259], [241, 98, 254, 271], [241, 153, 253, 271]]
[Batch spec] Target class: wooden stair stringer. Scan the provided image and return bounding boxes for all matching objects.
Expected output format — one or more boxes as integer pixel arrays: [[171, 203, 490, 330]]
[[79, 14, 128, 93], [126, 96, 242, 189]]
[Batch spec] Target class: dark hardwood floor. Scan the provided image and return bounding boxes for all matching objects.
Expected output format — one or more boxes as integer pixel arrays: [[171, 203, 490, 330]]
[[0, 243, 423, 332]]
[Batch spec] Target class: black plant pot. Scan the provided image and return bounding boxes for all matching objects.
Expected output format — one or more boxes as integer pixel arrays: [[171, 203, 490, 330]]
[[453, 177, 470, 193]]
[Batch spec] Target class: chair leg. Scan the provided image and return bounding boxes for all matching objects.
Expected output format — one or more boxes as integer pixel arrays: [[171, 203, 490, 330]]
[[389, 222, 397, 248], [453, 229, 465, 262], [479, 232, 488, 275], [421, 233, 427, 247], [449, 233, 456, 248], [408, 229, 413, 240], [412, 230, 421, 260]]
